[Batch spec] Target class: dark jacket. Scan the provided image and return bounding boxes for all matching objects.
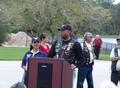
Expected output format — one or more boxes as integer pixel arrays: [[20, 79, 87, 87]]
[[21, 51, 46, 67], [47, 38, 84, 66]]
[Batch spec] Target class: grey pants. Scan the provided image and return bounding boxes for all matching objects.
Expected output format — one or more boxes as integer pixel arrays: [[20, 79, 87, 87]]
[[73, 68, 78, 88]]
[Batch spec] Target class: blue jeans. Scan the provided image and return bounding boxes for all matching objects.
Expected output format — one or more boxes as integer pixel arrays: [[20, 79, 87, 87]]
[[77, 65, 94, 88], [23, 71, 28, 87]]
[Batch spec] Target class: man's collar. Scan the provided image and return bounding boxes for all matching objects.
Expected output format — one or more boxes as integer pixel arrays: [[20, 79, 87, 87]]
[[62, 37, 71, 42]]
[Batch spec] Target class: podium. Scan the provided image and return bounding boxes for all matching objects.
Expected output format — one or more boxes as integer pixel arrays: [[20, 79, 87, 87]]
[[28, 58, 73, 88]]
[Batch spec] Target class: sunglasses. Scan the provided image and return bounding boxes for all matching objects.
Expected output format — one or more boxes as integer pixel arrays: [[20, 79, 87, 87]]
[[33, 41, 39, 43]]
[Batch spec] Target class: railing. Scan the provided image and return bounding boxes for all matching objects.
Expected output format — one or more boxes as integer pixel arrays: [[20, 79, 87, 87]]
[[101, 42, 116, 54], [78, 38, 116, 54]]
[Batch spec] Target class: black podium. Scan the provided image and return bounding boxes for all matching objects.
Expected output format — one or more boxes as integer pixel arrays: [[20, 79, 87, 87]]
[[27, 58, 73, 88]]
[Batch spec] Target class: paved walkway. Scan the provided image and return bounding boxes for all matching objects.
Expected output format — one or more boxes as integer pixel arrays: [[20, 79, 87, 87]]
[[0, 60, 119, 88], [0, 61, 23, 88]]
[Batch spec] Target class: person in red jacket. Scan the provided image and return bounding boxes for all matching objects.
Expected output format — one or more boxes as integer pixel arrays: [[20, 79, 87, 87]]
[[93, 34, 102, 60], [39, 33, 51, 55]]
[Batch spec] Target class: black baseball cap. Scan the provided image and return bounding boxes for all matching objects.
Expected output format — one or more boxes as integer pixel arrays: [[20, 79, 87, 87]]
[[116, 36, 120, 41], [32, 37, 40, 43], [58, 24, 72, 31]]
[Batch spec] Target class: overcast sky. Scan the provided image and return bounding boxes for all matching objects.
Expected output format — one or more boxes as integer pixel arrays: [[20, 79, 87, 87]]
[[114, 0, 120, 4]]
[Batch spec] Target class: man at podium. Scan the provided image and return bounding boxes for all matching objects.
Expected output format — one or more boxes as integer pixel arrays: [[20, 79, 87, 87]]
[[48, 24, 84, 88]]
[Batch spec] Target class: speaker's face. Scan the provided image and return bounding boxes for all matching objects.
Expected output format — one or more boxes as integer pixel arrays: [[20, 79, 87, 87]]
[[60, 30, 71, 40]]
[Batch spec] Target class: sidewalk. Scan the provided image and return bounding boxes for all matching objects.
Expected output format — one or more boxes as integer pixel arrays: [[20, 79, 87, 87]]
[[0, 60, 119, 88], [0, 61, 23, 88]]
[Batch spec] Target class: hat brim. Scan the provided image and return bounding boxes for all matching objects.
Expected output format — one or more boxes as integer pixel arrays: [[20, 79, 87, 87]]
[[58, 28, 71, 31], [117, 38, 120, 41]]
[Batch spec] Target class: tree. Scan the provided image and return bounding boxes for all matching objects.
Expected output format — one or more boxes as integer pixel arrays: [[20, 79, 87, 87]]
[[110, 3, 120, 34], [0, 0, 116, 38], [0, 12, 9, 45]]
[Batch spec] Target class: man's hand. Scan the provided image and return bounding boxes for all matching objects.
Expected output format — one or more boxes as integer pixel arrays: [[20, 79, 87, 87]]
[[22, 66, 27, 71]]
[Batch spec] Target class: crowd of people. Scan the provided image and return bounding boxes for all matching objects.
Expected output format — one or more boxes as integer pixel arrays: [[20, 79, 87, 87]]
[[21, 24, 119, 88]]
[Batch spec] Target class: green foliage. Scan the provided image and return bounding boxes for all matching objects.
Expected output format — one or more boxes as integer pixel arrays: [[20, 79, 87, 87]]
[[0, 0, 120, 37], [0, 30, 8, 45], [110, 3, 120, 35], [0, 12, 10, 45]]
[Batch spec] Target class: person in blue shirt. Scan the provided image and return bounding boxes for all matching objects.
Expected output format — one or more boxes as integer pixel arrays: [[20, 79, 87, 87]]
[[21, 37, 46, 87]]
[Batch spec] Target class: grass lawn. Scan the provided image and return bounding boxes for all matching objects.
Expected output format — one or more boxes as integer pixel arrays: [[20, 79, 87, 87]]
[[98, 50, 110, 61], [0, 47, 29, 60], [99, 53, 110, 61], [0, 46, 110, 61]]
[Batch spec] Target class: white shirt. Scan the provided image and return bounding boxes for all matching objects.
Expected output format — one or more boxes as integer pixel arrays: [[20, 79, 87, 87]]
[[31, 49, 40, 57], [110, 48, 120, 71], [25, 50, 40, 70], [81, 42, 94, 64]]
